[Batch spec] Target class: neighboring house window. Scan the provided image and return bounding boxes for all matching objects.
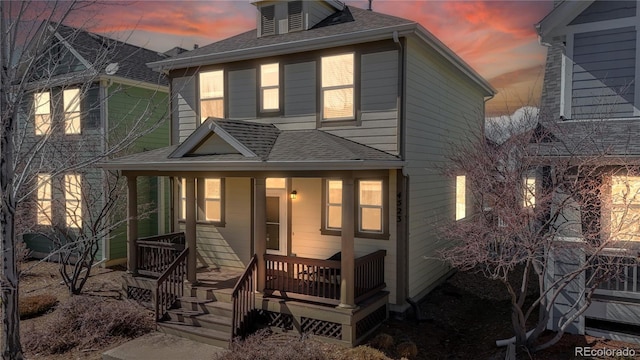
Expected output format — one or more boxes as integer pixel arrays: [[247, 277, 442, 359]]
[[34, 91, 51, 135], [288, 0, 303, 32], [260, 63, 279, 111], [359, 180, 383, 233], [37, 174, 52, 226], [321, 53, 354, 121], [261, 5, 275, 36], [63, 88, 81, 134], [456, 175, 466, 220], [524, 176, 536, 208], [322, 178, 389, 238], [326, 180, 342, 230], [65, 174, 82, 228], [200, 70, 224, 121], [611, 176, 640, 241]]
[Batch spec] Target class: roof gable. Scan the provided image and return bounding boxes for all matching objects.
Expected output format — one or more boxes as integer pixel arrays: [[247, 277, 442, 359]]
[[169, 118, 280, 159]]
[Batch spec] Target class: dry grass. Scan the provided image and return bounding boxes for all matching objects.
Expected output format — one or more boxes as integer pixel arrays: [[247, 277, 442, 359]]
[[19, 293, 58, 319], [23, 296, 154, 355], [342, 346, 392, 360]]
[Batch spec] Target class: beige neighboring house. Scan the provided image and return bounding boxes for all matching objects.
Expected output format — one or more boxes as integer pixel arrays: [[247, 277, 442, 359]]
[[100, 0, 495, 348]]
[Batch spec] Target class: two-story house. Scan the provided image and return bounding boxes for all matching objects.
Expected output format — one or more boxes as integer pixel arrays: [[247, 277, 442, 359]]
[[535, 0, 640, 343], [101, 0, 495, 347], [19, 23, 170, 267]]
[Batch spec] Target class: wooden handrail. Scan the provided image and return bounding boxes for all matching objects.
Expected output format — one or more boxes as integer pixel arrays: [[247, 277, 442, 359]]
[[155, 247, 189, 321], [355, 249, 387, 265], [231, 254, 258, 341], [139, 232, 185, 244], [137, 240, 184, 250]]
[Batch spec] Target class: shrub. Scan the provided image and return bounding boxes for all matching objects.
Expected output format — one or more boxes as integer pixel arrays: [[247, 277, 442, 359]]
[[396, 341, 418, 359], [23, 296, 153, 354], [19, 294, 57, 319], [369, 333, 394, 350], [341, 346, 391, 360], [218, 329, 344, 360]]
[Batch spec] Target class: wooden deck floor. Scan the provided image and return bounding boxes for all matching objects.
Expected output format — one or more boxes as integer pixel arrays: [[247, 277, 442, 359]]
[[194, 267, 242, 290]]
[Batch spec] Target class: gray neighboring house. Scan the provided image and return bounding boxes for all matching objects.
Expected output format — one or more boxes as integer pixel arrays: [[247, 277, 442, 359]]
[[536, 0, 640, 342], [19, 23, 170, 267], [102, 0, 495, 347]]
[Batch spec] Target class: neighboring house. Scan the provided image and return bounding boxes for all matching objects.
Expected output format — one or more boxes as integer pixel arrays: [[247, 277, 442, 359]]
[[19, 23, 170, 267], [536, 0, 640, 342], [101, 0, 495, 347]]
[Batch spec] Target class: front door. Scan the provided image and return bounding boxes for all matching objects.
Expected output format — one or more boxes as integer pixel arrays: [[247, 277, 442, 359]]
[[266, 188, 287, 255]]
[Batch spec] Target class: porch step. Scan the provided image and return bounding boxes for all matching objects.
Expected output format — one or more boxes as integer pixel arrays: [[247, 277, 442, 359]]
[[157, 322, 230, 349], [187, 285, 234, 303], [178, 297, 233, 317], [167, 310, 233, 333]]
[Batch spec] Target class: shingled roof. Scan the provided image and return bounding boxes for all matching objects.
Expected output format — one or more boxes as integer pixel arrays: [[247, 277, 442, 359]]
[[100, 119, 402, 172], [53, 23, 168, 85], [530, 120, 640, 160]]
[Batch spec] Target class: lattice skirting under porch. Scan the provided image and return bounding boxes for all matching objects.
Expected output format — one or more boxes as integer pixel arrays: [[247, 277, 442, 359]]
[[355, 304, 386, 339], [127, 286, 152, 303], [301, 317, 342, 339], [258, 310, 294, 331]]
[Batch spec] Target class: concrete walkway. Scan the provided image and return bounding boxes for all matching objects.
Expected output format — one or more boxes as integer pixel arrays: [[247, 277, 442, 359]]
[[102, 332, 227, 360]]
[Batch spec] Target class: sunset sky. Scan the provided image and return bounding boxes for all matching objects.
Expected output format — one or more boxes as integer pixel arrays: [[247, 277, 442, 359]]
[[73, 0, 555, 117]]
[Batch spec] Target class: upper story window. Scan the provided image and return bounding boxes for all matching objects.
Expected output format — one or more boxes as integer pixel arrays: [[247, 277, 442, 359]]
[[200, 70, 224, 121], [34, 91, 51, 135], [260, 63, 279, 112], [321, 53, 354, 121], [65, 174, 82, 228], [37, 174, 52, 226], [456, 175, 466, 220], [63, 88, 81, 134]]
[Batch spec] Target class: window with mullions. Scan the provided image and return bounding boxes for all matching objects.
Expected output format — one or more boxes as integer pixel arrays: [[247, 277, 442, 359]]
[[199, 70, 224, 121], [179, 178, 224, 224], [321, 53, 354, 121], [260, 63, 279, 112]]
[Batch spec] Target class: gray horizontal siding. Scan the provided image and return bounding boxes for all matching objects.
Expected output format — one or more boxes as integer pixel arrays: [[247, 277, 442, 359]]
[[228, 68, 257, 119], [172, 76, 198, 143], [284, 61, 316, 117], [572, 27, 636, 119], [570, 0, 636, 25], [404, 36, 485, 298], [323, 111, 398, 154], [361, 50, 398, 112]]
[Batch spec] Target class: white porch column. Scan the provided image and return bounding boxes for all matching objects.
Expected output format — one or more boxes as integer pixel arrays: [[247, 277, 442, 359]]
[[254, 177, 267, 292], [185, 177, 197, 283], [126, 175, 138, 274], [339, 174, 356, 308]]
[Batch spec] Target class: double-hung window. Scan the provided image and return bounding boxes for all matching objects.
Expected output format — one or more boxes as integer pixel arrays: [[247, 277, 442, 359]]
[[323, 178, 387, 238], [34, 91, 51, 135], [200, 70, 224, 121], [65, 174, 82, 228], [37, 174, 52, 225], [63, 88, 81, 134], [523, 176, 536, 208], [321, 53, 354, 121], [611, 176, 640, 241], [179, 178, 224, 224], [260, 63, 279, 112]]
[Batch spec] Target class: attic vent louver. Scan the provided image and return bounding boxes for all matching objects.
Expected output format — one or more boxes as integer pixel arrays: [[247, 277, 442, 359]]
[[261, 5, 275, 36], [288, 1, 303, 32]]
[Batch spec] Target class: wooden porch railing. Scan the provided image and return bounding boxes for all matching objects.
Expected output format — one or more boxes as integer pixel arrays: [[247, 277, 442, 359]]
[[231, 254, 258, 341], [137, 232, 185, 277], [355, 250, 387, 303], [155, 247, 188, 321], [265, 254, 341, 305], [265, 250, 386, 305], [587, 253, 640, 299]]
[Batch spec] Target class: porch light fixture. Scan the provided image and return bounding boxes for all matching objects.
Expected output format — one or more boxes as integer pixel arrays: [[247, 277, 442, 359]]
[[290, 190, 297, 200]]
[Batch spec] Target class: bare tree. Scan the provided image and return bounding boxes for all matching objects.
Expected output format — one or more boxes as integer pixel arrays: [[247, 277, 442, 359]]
[[0, 2, 168, 357], [438, 112, 638, 356]]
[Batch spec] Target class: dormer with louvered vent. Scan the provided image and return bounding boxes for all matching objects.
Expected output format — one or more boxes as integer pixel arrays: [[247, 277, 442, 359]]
[[254, 0, 344, 37]]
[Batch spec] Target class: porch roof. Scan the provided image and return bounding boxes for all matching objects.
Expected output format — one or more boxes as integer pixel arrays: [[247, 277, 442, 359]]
[[99, 119, 403, 172]]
